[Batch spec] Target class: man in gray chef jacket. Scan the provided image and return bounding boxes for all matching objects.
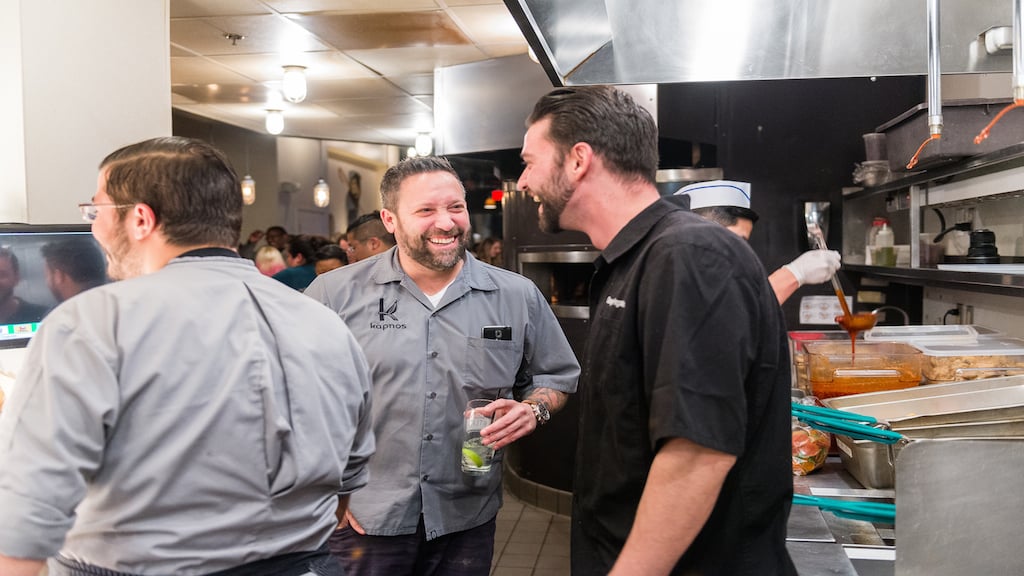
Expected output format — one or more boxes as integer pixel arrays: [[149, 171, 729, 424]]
[[0, 137, 374, 576], [306, 155, 579, 576]]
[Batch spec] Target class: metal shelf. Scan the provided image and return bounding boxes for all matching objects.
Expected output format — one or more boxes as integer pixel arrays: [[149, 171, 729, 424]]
[[843, 142, 1024, 201], [845, 265, 1024, 297]]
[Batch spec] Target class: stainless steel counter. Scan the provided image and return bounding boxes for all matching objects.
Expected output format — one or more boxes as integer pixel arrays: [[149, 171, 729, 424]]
[[788, 459, 895, 575]]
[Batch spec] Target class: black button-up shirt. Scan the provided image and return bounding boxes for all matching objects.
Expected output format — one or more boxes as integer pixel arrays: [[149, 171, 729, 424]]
[[571, 198, 796, 575]]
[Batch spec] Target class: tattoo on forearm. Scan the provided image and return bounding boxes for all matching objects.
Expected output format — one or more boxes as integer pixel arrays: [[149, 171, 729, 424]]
[[525, 388, 569, 414]]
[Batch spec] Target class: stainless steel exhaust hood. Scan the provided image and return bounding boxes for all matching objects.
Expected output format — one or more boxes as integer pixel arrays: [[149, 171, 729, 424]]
[[505, 0, 1014, 86]]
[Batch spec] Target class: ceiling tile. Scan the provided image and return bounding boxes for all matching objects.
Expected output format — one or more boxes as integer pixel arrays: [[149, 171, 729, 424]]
[[171, 56, 257, 84], [478, 42, 530, 59], [171, 44, 193, 57], [347, 45, 487, 76], [205, 51, 375, 82], [170, 0, 272, 19], [414, 95, 434, 110], [295, 11, 471, 51], [386, 73, 435, 95], [318, 96, 431, 117], [444, 0, 505, 5], [263, 0, 440, 13], [172, 83, 279, 105], [449, 5, 524, 45], [171, 15, 329, 56], [308, 78, 408, 100]]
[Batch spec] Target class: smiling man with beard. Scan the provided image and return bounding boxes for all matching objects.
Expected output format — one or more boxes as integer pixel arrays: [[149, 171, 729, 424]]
[[306, 156, 579, 576], [519, 86, 795, 576]]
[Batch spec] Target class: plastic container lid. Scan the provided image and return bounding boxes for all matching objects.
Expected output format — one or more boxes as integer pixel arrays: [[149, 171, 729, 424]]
[[865, 324, 978, 343], [911, 335, 1024, 357]]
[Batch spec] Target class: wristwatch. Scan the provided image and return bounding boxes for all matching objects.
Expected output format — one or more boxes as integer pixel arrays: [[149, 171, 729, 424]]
[[524, 400, 550, 426]]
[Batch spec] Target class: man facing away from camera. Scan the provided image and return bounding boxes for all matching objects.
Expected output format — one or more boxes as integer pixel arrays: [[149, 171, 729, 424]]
[[306, 156, 579, 576], [518, 86, 796, 576], [0, 136, 374, 576]]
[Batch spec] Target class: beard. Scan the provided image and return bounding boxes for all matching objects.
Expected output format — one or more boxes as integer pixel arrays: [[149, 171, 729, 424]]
[[101, 224, 143, 281], [396, 225, 470, 272], [536, 167, 575, 234]]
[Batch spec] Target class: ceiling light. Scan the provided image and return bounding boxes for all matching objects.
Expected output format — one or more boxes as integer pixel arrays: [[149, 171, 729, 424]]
[[240, 174, 256, 205], [265, 109, 284, 135], [281, 65, 307, 103], [406, 146, 418, 158], [313, 178, 330, 208], [415, 133, 433, 157]]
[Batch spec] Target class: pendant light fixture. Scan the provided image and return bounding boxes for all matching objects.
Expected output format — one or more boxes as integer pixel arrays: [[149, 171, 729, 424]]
[[313, 178, 330, 207], [406, 146, 418, 159], [281, 65, 307, 103], [240, 138, 256, 205], [265, 109, 284, 135], [415, 133, 433, 157], [313, 146, 330, 208]]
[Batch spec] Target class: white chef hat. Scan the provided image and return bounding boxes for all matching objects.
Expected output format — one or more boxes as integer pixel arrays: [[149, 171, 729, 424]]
[[674, 180, 752, 210]]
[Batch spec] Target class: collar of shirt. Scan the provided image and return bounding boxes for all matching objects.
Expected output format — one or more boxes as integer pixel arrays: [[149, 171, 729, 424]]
[[175, 247, 242, 259], [598, 198, 684, 267]]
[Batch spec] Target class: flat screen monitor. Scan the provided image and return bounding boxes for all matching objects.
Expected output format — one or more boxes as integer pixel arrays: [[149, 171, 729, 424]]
[[0, 224, 109, 349]]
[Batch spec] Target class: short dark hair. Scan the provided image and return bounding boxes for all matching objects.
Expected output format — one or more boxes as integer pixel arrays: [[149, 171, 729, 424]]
[[380, 156, 464, 211], [99, 137, 242, 248], [315, 244, 348, 265], [40, 238, 107, 288], [692, 206, 760, 227], [347, 212, 396, 246], [285, 234, 328, 263], [527, 86, 658, 185], [266, 225, 287, 236], [0, 247, 19, 275]]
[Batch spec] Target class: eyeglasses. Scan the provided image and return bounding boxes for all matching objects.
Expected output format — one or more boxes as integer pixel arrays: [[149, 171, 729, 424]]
[[78, 202, 135, 222]]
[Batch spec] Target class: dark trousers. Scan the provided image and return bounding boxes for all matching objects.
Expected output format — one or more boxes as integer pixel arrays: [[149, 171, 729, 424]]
[[328, 516, 496, 576]]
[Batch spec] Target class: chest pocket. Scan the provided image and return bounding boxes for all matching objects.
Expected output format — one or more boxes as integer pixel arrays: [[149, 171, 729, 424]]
[[462, 337, 520, 393]]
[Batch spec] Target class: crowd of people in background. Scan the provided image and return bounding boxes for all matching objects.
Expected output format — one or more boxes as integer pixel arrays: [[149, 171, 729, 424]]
[[238, 215, 506, 292]]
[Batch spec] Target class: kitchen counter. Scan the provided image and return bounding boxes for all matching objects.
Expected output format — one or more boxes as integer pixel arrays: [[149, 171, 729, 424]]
[[788, 458, 895, 576]]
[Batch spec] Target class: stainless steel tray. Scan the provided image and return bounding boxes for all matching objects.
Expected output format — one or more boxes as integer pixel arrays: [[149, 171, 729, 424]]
[[824, 375, 1024, 488], [824, 374, 1024, 427]]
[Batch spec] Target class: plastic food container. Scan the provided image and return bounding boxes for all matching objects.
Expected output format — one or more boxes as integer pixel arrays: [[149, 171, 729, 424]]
[[865, 324, 978, 344], [788, 331, 864, 395], [914, 336, 1024, 382], [804, 341, 922, 399]]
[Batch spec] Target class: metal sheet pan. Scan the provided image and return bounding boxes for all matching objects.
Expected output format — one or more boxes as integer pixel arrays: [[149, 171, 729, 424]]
[[824, 374, 1024, 427]]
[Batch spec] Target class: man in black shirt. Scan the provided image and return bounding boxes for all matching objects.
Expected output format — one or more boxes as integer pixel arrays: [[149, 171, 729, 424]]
[[517, 86, 796, 576]]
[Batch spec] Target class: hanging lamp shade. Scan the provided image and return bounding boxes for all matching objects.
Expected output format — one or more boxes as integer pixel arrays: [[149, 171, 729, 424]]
[[313, 178, 330, 207], [240, 174, 256, 205], [415, 133, 433, 156], [281, 65, 307, 103], [265, 109, 284, 135]]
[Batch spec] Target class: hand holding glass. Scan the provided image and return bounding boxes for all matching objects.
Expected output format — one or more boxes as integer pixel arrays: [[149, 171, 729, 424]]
[[462, 399, 495, 475]]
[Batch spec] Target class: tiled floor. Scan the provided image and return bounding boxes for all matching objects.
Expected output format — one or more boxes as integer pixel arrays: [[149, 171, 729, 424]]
[[491, 491, 571, 576]]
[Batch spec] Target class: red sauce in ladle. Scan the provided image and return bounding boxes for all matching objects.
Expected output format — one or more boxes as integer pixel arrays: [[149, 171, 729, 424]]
[[833, 286, 877, 355]]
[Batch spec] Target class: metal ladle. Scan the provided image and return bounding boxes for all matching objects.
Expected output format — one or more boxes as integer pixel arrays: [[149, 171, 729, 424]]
[[805, 221, 877, 333]]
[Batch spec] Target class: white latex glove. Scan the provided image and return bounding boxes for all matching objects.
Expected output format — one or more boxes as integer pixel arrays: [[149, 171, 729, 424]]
[[783, 250, 841, 286]]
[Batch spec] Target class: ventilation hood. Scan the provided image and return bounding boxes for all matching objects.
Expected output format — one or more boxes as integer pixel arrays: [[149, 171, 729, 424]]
[[504, 0, 1014, 86]]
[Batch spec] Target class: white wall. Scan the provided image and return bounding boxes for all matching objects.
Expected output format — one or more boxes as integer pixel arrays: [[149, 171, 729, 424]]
[[922, 287, 1024, 338], [2, 0, 171, 225], [0, 0, 28, 223]]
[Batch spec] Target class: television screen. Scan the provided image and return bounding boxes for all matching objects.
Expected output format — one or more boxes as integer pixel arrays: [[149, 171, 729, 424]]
[[0, 224, 109, 349]]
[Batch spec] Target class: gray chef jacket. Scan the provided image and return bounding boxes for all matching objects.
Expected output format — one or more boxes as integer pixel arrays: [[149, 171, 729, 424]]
[[0, 254, 375, 575], [306, 248, 579, 540]]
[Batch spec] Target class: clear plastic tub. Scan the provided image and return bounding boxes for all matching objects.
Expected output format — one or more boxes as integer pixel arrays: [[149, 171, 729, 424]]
[[914, 336, 1024, 382], [788, 331, 864, 395], [804, 341, 922, 399], [865, 324, 978, 344]]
